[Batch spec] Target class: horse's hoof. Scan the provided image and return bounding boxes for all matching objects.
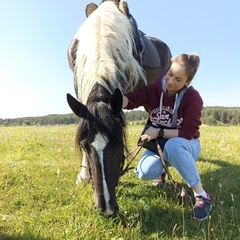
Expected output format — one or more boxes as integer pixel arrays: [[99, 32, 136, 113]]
[[76, 174, 84, 185], [76, 179, 81, 185], [76, 174, 90, 185]]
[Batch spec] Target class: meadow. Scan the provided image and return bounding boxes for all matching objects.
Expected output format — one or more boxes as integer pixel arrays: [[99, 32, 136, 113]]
[[0, 124, 239, 240]]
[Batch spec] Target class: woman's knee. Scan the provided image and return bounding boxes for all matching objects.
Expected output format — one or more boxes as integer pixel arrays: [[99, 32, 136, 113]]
[[134, 150, 163, 180], [165, 137, 184, 151], [164, 138, 184, 158], [164, 137, 200, 161]]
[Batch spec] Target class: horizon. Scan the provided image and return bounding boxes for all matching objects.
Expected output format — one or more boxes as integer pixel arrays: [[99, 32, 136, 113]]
[[1, 106, 240, 121]]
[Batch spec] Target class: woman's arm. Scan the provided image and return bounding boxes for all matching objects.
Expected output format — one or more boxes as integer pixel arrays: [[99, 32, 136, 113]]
[[142, 127, 179, 142]]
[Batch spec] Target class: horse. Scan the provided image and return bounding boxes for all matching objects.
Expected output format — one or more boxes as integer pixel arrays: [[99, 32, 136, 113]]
[[67, 0, 172, 216]]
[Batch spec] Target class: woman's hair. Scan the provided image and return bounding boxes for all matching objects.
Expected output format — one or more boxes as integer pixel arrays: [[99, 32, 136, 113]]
[[171, 53, 200, 83]]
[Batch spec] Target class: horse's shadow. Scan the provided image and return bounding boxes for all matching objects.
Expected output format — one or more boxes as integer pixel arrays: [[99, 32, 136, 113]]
[[115, 157, 240, 238]]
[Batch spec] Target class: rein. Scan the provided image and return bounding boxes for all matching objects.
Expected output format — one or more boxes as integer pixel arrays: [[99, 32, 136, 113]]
[[155, 139, 193, 203], [120, 144, 143, 176], [119, 138, 192, 203]]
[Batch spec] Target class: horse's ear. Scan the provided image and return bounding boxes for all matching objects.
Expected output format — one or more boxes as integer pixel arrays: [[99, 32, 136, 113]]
[[66, 93, 87, 118], [67, 38, 79, 72], [119, 0, 130, 17], [85, 3, 98, 18], [109, 88, 123, 115]]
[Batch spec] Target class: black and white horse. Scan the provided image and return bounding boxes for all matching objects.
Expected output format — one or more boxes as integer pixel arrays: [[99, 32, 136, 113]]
[[67, 0, 171, 216]]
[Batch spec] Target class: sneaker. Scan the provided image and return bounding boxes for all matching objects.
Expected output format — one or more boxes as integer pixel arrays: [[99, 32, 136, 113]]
[[191, 194, 212, 220], [152, 171, 166, 188]]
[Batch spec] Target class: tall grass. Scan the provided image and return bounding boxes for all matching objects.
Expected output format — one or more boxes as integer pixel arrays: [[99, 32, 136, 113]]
[[0, 125, 239, 239]]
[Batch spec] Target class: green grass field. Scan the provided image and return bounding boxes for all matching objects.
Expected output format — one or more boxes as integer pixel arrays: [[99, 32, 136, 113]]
[[0, 125, 239, 240]]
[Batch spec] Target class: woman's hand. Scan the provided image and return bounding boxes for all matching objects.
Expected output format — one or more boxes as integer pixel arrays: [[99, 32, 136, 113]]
[[122, 96, 128, 108], [141, 126, 159, 142]]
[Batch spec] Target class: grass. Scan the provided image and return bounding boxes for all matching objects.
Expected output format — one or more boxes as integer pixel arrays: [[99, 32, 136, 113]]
[[0, 124, 240, 239]]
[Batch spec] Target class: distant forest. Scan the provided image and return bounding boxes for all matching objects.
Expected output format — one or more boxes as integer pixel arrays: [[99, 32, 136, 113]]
[[0, 107, 240, 126]]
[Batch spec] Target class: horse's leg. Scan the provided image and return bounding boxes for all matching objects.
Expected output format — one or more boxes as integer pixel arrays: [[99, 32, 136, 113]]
[[76, 152, 90, 185]]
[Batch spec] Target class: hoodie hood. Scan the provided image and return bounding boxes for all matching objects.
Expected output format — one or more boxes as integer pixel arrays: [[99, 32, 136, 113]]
[[158, 75, 189, 128]]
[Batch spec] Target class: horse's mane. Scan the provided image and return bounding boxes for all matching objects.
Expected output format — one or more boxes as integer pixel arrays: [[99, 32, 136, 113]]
[[74, 1, 146, 104]]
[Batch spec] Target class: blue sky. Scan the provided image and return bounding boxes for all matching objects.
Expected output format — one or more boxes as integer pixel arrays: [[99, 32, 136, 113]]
[[0, 0, 239, 119]]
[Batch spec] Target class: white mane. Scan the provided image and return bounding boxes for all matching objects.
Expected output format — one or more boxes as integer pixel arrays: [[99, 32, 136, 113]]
[[73, 1, 146, 104]]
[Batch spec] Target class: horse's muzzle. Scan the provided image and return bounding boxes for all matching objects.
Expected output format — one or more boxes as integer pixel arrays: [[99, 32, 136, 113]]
[[105, 204, 119, 216], [95, 200, 119, 216]]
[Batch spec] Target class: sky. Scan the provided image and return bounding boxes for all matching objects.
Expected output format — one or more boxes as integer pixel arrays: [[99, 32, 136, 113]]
[[0, 0, 240, 119]]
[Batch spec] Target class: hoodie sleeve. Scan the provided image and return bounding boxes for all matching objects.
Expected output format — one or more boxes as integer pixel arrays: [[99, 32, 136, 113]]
[[178, 88, 203, 139], [124, 84, 155, 110]]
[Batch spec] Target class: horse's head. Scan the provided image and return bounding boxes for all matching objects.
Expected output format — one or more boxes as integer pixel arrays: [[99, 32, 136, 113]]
[[67, 87, 125, 216]]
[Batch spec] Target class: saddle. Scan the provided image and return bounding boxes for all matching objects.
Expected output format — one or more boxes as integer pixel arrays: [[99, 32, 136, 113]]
[[139, 31, 160, 69], [129, 17, 160, 70]]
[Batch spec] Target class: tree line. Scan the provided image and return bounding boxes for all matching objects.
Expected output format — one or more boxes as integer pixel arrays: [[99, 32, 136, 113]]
[[0, 107, 240, 126]]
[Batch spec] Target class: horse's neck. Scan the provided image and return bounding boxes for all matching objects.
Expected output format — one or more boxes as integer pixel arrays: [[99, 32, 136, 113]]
[[86, 83, 110, 105]]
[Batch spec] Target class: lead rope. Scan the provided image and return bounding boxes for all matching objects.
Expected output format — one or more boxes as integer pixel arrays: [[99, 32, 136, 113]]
[[155, 139, 193, 204]]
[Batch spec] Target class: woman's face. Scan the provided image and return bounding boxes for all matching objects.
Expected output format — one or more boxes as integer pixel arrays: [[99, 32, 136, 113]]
[[165, 62, 188, 95]]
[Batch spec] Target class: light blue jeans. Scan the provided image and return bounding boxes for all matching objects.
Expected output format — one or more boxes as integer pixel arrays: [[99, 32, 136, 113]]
[[134, 137, 201, 188]]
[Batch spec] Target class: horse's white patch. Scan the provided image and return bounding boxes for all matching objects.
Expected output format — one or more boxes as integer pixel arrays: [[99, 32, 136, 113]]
[[91, 132, 113, 215]]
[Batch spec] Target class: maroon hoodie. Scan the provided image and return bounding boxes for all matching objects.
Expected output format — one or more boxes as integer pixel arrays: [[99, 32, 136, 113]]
[[125, 75, 203, 139]]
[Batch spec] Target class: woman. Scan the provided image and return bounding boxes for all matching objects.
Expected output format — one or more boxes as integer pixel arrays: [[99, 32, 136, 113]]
[[122, 53, 212, 221]]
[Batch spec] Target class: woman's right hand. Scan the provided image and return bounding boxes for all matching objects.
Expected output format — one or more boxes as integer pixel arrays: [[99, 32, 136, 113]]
[[141, 126, 159, 142], [122, 96, 128, 108]]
